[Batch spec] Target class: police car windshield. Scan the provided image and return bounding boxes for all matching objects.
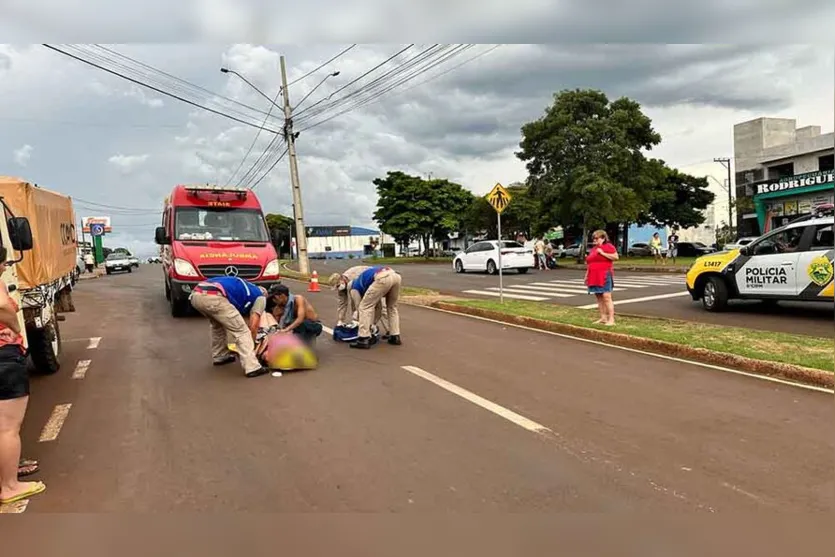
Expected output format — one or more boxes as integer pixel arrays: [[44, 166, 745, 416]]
[[175, 208, 269, 242]]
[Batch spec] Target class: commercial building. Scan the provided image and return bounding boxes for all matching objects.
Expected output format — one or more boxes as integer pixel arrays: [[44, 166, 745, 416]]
[[734, 117, 834, 236], [304, 225, 388, 259]]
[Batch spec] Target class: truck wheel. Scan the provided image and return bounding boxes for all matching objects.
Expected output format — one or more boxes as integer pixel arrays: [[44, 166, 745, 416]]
[[28, 321, 62, 375], [702, 277, 729, 312], [170, 295, 189, 317]]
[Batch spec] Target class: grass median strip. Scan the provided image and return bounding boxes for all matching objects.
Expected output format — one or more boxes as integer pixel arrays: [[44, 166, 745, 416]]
[[449, 299, 833, 373]]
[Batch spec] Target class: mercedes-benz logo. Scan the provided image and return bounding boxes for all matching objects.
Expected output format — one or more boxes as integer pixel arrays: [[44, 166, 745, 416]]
[[224, 266, 239, 277]]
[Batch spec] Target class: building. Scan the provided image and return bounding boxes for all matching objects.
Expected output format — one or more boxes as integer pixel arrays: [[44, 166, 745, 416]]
[[734, 117, 834, 236], [305, 225, 386, 259]]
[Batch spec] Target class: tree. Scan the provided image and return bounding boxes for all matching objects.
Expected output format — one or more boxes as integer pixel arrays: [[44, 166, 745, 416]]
[[517, 89, 661, 258], [373, 171, 474, 256], [640, 166, 716, 229], [265, 213, 294, 234]]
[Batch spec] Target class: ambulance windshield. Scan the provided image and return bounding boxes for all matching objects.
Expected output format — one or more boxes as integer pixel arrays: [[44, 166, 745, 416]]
[[175, 208, 269, 242]]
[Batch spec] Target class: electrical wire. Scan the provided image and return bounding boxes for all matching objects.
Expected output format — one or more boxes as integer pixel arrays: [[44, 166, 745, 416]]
[[298, 45, 492, 132], [292, 44, 414, 119], [286, 44, 357, 88], [43, 45, 282, 134], [249, 146, 290, 191], [236, 134, 287, 189], [223, 88, 283, 187]]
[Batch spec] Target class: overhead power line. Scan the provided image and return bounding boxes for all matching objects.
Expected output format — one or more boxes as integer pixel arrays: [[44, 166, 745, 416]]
[[43, 44, 283, 134], [236, 134, 287, 189], [224, 87, 283, 187], [286, 44, 357, 88], [249, 146, 290, 191]]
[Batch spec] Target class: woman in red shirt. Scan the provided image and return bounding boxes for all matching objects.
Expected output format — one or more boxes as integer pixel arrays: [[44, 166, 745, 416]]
[[0, 248, 46, 505], [584, 230, 619, 326]]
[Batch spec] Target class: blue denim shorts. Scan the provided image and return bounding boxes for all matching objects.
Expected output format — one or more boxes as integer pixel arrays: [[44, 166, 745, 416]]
[[588, 272, 614, 294]]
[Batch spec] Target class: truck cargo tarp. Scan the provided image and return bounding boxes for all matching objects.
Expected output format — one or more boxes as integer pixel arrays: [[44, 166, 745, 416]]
[[0, 177, 77, 289]]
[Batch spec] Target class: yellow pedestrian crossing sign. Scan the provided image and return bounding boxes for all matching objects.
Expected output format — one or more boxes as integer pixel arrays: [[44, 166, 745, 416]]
[[486, 183, 511, 214]]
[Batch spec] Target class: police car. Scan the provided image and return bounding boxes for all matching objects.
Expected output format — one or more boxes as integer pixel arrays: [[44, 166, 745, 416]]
[[686, 204, 834, 312]]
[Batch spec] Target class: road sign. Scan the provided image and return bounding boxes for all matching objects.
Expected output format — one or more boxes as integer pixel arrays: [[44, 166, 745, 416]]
[[486, 183, 511, 214], [90, 223, 105, 237]]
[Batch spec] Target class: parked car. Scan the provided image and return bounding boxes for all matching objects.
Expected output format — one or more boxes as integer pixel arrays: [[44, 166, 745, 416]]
[[723, 236, 759, 251], [562, 243, 595, 259], [128, 255, 140, 268], [453, 240, 533, 274], [105, 252, 133, 275], [675, 242, 716, 257]]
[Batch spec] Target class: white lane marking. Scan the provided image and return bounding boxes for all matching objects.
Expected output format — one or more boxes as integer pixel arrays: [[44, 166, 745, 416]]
[[485, 287, 574, 298], [577, 291, 691, 309], [528, 282, 600, 292], [721, 482, 768, 504], [401, 366, 551, 434], [418, 304, 833, 394], [72, 359, 92, 379], [505, 284, 593, 295], [0, 500, 29, 513], [87, 337, 101, 349], [462, 290, 548, 301], [39, 403, 72, 442]]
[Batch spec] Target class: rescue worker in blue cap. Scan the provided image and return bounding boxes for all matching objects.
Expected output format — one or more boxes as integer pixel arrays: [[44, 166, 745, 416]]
[[349, 265, 402, 349], [189, 276, 270, 378]]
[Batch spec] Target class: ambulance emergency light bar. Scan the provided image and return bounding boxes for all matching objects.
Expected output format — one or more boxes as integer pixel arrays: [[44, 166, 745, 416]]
[[183, 184, 248, 200]]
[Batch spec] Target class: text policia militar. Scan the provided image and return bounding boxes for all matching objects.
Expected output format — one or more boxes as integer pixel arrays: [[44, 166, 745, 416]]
[[745, 266, 788, 287]]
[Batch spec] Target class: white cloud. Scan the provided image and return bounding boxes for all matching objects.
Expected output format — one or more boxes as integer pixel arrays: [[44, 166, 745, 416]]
[[13, 144, 32, 166], [108, 153, 150, 174]]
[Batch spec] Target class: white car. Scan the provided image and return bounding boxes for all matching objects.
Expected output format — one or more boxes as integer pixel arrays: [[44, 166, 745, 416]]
[[105, 253, 133, 275], [453, 240, 533, 274], [724, 236, 759, 251]]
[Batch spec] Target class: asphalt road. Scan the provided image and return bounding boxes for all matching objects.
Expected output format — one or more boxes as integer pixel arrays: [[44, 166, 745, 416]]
[[306, 260, 833, 337], [4, 264, 831, 519]]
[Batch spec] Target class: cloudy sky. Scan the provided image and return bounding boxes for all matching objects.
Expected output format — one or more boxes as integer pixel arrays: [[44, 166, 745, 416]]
[[0, 40, 832, 256]]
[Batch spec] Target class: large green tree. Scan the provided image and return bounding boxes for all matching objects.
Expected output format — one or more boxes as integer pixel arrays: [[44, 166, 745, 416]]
[[517, 89, 661, 257], [373, 171, 474, 255], [265, 213, 294, 234], [640, 166, 716, 229]]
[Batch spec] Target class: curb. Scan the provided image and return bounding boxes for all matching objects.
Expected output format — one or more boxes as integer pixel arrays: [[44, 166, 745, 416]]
[[431, 301, 834, 390]]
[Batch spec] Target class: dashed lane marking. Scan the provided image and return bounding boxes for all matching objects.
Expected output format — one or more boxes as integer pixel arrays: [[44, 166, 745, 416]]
[[72, 360, 92, 379], [39, 403, 72, 442], [401, 365, 550, 434], [87, 337, 101, 349], [577, 291, 691, 309]]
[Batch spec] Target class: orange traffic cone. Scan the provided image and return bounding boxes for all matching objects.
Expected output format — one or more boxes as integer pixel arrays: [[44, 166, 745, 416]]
[[308, 270, 321, 292]]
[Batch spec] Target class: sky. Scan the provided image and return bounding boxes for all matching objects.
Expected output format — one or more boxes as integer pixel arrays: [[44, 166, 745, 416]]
[[0, 41, 832, 257]]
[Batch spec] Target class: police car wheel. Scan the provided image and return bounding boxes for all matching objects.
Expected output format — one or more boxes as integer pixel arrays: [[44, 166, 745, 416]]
[[702, 277, 728, 312]]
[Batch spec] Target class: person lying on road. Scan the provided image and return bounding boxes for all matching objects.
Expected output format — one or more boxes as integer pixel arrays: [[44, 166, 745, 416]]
[[189, 276, 269, 378], [349, 266, 402, 350], [267, 284, 323, 346]]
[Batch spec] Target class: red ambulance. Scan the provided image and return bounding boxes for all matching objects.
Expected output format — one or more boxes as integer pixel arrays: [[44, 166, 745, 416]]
[[155, 185, 281, 316]]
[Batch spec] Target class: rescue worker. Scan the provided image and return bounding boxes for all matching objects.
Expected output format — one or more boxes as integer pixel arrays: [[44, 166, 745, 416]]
[[329, 267, 388, 337], [349, 266, 402, 349], [189, 276, 269, 378], [267, 284, 323, 345]]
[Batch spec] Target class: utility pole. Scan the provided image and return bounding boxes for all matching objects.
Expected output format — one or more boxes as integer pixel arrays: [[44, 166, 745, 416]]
[[714, 157, 734, 231], [279, 55, 310, 275]]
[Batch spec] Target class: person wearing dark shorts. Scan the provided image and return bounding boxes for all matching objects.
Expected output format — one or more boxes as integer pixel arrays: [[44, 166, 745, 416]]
[[584, 230, 619, 326], [0, 248, 46, 505]]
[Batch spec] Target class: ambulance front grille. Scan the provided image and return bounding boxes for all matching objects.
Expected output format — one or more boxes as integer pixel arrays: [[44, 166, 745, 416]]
[[199, 264, 263, 280]]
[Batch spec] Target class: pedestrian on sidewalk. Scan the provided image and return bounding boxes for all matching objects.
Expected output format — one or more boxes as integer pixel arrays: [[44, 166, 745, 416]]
[[267, 284, 323, 346], [349, 266, 402, 349], [534, 237, 547, 270], [0, 249, 46, 505], [667, 229, 679, 265], [83, 251, 95, 274], [650, 232, 663, 265], [189, 277, 269, 378], [585, 230, 619, 326]]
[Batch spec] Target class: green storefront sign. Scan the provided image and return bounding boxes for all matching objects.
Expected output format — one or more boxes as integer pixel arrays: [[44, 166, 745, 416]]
[[753, 169, 834, 232]]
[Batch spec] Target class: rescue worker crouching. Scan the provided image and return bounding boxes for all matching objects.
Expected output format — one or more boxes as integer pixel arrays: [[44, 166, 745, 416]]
[[329, 266, 389, 338], [349, 265, 402, 349], [267, 284, 324, 345], [188, 276, 270, 378]]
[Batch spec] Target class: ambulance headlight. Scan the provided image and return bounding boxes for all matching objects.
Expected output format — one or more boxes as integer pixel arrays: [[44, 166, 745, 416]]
[[263, 259, 280, 278], [173, 258, 198, 277]]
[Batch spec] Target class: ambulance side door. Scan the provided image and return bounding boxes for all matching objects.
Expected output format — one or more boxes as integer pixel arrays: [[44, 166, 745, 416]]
[[735, 227, 804, 298], [796, 223, 834, 300]]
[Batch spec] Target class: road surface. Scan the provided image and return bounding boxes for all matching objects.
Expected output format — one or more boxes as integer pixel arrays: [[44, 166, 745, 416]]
[[6, 265, 832, 516], [305, 260, 833, 337]]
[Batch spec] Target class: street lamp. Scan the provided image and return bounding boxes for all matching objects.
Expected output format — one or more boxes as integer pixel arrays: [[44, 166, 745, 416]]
[[294, 71, 340, 111], [220, 67, 281, 108]]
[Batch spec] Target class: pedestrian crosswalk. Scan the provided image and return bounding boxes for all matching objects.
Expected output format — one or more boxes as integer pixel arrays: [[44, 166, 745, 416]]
[[462, 274, 685, 303]]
